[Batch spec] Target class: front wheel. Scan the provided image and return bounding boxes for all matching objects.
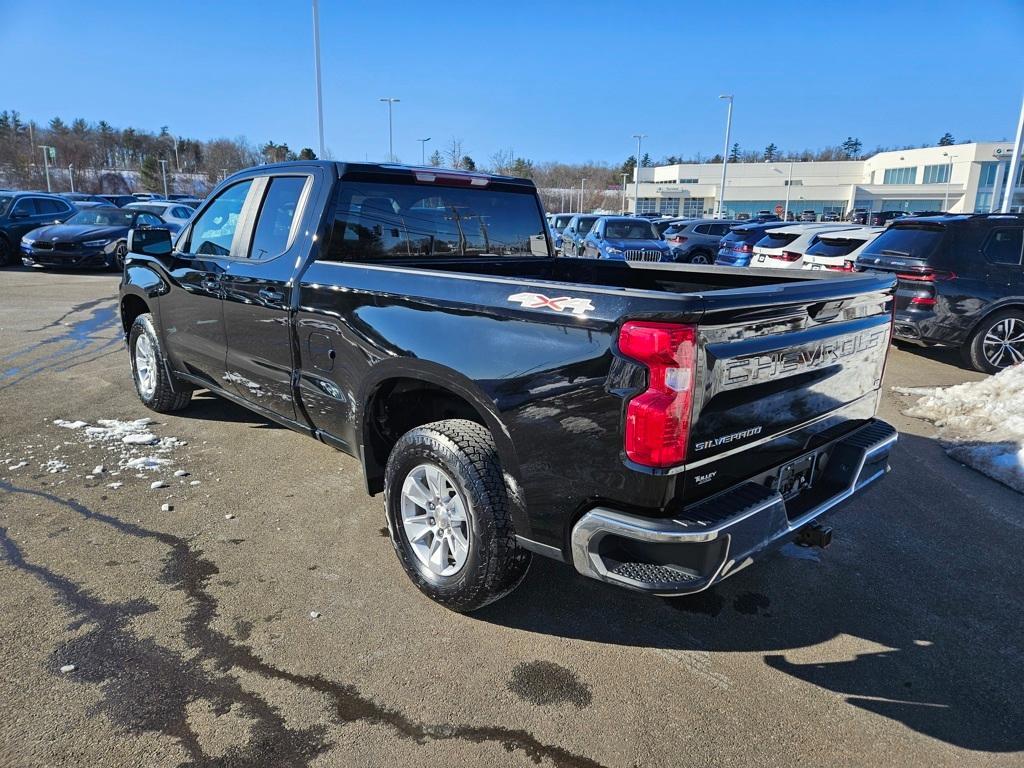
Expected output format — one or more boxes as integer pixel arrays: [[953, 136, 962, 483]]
[[111, 241, 128, 270], [129, 313, 192, 412], [688, 251, 712, 265], [962, 310, 1024, 373], [384, 419, 531, 612]]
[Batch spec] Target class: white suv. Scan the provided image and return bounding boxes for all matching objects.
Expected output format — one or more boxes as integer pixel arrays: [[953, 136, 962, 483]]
[[752, 224, 867, 270], [801, 227, 885, 273]]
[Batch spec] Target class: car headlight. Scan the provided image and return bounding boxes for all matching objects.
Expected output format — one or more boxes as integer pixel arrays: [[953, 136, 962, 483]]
[[606, 247, 623, 254], [21, 238, 34, 247], [83, 239, 112, 248]]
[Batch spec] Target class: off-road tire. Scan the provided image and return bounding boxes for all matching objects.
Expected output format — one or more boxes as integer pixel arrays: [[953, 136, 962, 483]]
[[129, 313, 192, 412], [961, 309, 1024, 374], [384, 419, 531, 612]]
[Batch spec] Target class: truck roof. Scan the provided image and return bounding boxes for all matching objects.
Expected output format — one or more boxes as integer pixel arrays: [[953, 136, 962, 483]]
[[233, 160, 537, 188]]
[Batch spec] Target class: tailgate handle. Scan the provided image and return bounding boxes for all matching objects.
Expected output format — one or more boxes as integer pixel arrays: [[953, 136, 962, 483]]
[[807, 300, 844, 322]]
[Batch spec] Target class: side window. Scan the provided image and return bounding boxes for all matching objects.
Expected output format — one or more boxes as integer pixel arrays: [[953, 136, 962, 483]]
[[36, 199, 63, 215], [185, 181, 253, 257], [693, 224, 709, 235], [173, 207, 191, 219], [12, 198, 38, 216], [984, 228, 1024, 266], [248, 176, 307, 259], [136, 213, 164, 227]]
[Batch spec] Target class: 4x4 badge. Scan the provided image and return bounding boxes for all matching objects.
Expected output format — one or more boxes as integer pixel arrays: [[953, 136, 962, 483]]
[[508, 292, 594, 316]]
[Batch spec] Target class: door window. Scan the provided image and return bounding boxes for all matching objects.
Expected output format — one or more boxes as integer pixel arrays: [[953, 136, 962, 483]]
[[135, 212, 165, 227], [12, 198, 38, 216], [186, 181, 253, 257], [36, 198, 68, 215], [984, 228, 1024, 266], [248, 176, 307, 259]]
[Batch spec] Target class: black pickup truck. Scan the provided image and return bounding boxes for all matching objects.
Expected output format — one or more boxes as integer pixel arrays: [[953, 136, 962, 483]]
[[120, 161, 898, 611]]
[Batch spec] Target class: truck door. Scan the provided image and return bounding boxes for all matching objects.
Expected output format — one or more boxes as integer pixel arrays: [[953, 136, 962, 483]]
[[220, 173, 315, 424], [159, 179, 253, 387]]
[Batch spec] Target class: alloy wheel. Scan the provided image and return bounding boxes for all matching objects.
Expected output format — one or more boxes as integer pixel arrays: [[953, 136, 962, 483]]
[[400, 463, 471, 576], [134, 333, 157, 399], [982, 317, 1024, 369]]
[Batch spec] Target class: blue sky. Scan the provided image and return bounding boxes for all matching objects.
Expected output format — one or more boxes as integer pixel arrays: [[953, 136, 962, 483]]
[[2, 0, 1022, 164]]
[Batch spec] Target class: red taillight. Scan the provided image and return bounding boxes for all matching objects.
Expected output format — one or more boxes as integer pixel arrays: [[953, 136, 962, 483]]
[[669, 236, 687, 244], [618, 321, 697, 468], [771, 250, 801, 262], [910, 296, 936, 306], [896, 270, 956, 282], [736, 243, 753, 253]]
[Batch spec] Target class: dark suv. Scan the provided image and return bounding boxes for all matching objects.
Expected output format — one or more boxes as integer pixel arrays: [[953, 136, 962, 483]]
[[0, 192, 77, 266], [855, 214, 1024, 373]]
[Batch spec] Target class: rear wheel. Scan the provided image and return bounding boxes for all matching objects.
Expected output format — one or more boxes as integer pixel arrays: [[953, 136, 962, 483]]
[[0, 236, 11, 267], [688, 250, 712, 265], [962, 310, 1024, 373], [129, 313, 192, 412], [384, 419, 531, 612]]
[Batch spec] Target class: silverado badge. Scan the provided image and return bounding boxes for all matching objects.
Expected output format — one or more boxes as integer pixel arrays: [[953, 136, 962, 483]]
[[507, 292, 595, 316]]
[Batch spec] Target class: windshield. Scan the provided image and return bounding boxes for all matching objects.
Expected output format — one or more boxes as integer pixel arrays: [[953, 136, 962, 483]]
[[0, 196, 12, 216], [66, 209, 132, 227], [328, 180, 548, 259], [130, 204, 166, 216], [861, 226, 944, 261], [577, 216, 599, 233], [604, 220, 658, 239], [757, 232, 799, 248], [553, 215, 572, 229], [806, 238, 865, 258]]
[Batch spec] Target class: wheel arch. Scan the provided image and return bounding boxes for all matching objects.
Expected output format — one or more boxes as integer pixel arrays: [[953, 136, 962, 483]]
[[963, 299, 1024, 344]]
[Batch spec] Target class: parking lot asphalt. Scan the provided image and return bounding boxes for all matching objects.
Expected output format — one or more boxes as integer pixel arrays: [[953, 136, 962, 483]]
[[1, 268, 1022, 768]]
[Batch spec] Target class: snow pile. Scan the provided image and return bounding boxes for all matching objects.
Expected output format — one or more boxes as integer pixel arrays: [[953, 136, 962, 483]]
[[895, 364, 1024, 493], [49, 417, 186, 474]]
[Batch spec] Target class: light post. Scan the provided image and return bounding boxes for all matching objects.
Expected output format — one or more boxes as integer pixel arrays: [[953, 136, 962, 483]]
[[418, 137, 431, 165], [783, 160, 794, 220], [621, 173, 628, 213], [379, 97, 400, 161], [942, 152, 958, 212], [39, 145, 54, 192], [580, 178, 587, 213], [312, 0, 326, 158], [173, 137, 180, 172], [68, 164, 75, 193], [159, 159, 169, 198], [632, 133, 646, 215], [715, 95, 734, 219], [1001, 94, 1024, 213]]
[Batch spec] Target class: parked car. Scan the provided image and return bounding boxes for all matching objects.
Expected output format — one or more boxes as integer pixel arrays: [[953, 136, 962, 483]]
[[21, 206, 169, 270], [849, 209, 869, 224], [799, 210, 818, 222], [119, 160, 898, 610], [132, 192, 166, 201], [653, 217, 690, 237], [802, 227, 885, 273], [715, 221, 786, 266], [822, 212, 842, 222], [62, 193, 109, 205], [663, 219, 736, 264], [548, 212, 573, 254], [869, 210, 910, 227], [0, 192, 76, 266], [98, 194, 138, 208], [855, 213, 1024, 373], [752, 224, 865, 270], [126, 201, 195, 230], [580, 216, 673, 262], [560, 213, 601, 257]]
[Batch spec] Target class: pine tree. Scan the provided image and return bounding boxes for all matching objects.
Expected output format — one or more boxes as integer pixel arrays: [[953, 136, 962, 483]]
[[429, 149, 442, 167], [841, 136, 862, 159], [460, 155, 476, 171], [938, 132, 955, 146], [140, 155, 162, 191], [298, 147, 317, 160], [764, 143, 778, 162], [728, 143, 740, 162]]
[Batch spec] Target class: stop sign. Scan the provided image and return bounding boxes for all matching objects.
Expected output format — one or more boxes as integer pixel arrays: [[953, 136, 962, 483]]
[[774, 204, 784, 216]]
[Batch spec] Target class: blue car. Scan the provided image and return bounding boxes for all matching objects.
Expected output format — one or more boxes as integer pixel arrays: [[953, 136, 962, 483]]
[[715, 221, 785, 266], [548, 212, 573, 254], [580, 216, 673, 262], [559, 214, 601, 257]]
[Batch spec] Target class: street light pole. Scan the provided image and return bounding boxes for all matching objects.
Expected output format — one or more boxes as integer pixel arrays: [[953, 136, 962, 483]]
[[580, 178, 587, 213], [159, 159, 169, 198], [418, 137, 431, 165], [783, 160, 793, 221], [632, 134, 646, 215], [379, 98, 400, 161], [716, 95, 734, 219], [68, 165, 75, 193], [942, 152, 957, 211], [40, 145, 52, 192], [621, 173, 628, 213], [312, 0, 326, 159], [1001, 94, 1024, 213]]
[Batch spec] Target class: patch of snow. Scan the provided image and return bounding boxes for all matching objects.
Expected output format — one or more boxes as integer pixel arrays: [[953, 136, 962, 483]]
[[93, 465, 105, 475], [122, 433, 158, 446], [897, 364, 1024, 493], [44, 460, 69, 474], [6, 461, 28, 470], [107, 482, 123, 489], [124, 456, 171, 471], [150, 480, 167, 490], [53, 420, 88, 430], [174, 470, 189, 477], [161, 503, 174, 512]]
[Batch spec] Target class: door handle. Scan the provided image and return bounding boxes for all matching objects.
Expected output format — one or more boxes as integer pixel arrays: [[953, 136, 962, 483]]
[[258, 288, 285, 303], [201, 278, 221, 291]]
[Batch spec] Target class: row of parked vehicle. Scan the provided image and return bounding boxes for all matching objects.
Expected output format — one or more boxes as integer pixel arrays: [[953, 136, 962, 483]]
[[546, 210, 1024, 374], [0, 189, 206, 270]]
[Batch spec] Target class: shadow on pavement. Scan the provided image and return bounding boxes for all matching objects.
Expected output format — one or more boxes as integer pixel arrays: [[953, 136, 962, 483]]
[[183, 392, 285, 429], [475, 431, 1024, 753]]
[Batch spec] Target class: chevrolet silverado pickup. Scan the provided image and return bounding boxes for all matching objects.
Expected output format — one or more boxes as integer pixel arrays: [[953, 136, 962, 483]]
[[119, 161, 898, 612]]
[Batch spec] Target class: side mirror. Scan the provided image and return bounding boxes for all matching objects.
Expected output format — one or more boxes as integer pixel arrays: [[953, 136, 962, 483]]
[[128, 227, 172, 257]]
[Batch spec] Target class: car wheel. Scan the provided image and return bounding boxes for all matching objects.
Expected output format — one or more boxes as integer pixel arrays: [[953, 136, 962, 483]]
[[689, 251, 712, 265], [112, 241, 128, 270], [0, 236, 11, 267], [129, 313, 192, 412], [384, 418, 531, 612], [962, 310, 1024, 373]]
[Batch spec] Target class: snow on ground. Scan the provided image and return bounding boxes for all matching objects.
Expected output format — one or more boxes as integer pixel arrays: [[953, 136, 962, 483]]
[[895, 364, 1024, 493], [45, 418, 188, 483]]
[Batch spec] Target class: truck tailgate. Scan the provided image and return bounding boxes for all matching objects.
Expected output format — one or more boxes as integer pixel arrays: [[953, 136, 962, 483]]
[[685, 275, 894, 477]]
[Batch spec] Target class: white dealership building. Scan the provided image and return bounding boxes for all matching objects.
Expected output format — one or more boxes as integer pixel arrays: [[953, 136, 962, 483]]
[[627, 142, 1023, 219]]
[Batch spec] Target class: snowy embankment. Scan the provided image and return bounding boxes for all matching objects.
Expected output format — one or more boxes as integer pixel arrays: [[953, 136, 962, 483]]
[[894, 364, 1024, 493]]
